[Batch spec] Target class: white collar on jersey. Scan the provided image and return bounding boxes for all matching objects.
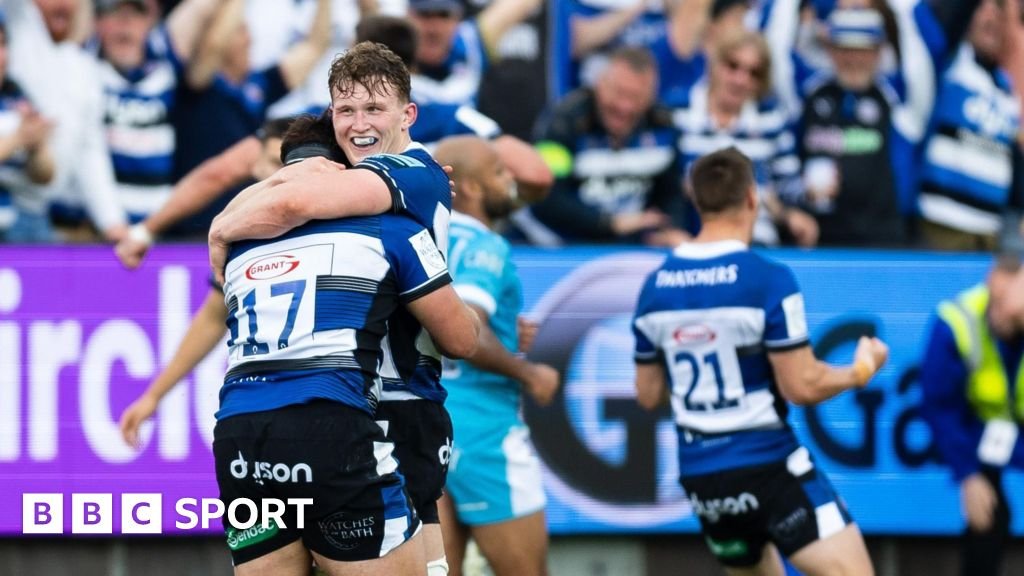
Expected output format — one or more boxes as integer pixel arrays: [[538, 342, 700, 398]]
[[450, 210, 489, 231], [406, 141, 428, 153], [672, 239, 748, 260]]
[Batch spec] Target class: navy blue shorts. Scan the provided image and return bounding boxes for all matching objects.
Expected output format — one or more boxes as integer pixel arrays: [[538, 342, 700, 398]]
[[213, 401, 420, 565], [680, 447, 854, 567]]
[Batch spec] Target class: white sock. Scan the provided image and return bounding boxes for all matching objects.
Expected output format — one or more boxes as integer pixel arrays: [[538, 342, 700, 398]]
[[427, 555, 449, 576]]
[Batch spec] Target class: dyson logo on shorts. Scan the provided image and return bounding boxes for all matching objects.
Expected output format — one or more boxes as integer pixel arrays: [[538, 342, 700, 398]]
[[438, 437, 452, 466], [230, 451, 313, 485], [689, 492, 759, 523]]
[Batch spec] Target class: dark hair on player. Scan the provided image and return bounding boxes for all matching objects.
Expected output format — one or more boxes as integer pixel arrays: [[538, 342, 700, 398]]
[[688, 147, 755, 215], [279, 112, 348, 166]]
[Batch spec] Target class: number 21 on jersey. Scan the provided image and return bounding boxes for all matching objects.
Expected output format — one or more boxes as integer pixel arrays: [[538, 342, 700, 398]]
[[670, 344, 744, 412]]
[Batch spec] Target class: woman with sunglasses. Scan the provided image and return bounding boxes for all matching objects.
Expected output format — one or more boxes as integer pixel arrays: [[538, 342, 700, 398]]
[[673, 29, 818, 248]]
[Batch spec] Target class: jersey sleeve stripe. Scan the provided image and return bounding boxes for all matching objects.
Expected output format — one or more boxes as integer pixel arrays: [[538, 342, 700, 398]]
[[634, 350, 661, 364], [352, 162, 405, 214], [400, 272, 453, 303], [764, 337, 811, 351]]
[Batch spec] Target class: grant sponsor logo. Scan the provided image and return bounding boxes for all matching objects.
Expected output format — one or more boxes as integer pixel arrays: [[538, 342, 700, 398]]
[[245, 255, 300, 280], [689, 491, 759, 523], [672, 325, 716, 345]]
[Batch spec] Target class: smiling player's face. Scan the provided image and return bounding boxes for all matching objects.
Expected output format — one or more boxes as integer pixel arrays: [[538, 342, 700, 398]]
[[330, 80, 416, 165]]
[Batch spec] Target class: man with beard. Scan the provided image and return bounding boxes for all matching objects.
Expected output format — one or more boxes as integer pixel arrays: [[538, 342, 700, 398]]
[[435, 135, 560, 576]]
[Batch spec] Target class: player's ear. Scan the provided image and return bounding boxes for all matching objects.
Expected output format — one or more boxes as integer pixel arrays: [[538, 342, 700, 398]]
[[462, 176, 483, 202], [402, 101, 418, 132], [746, 185, 757, 210]]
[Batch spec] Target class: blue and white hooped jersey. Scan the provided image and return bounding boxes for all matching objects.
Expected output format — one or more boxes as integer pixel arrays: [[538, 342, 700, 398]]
[[411, 20, 489, 107], [443, 211, 524, 419], [351, 143, 454, 403], [0, 79, 36, 228], [99, 26, 182, 220], [354, 142, 453, 253], [672, 82, 802, 245], [919, 44, 1021, 235], [632, 240, 809, 476], [219, 214, 452, 420]]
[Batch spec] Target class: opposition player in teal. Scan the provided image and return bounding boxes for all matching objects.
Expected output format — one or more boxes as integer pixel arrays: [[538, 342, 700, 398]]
[[633, 147, 890, 576], [434, 136, 560, 576]]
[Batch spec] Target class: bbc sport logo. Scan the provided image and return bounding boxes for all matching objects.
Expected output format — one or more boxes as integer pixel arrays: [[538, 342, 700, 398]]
[[21, 493, 312, 534]]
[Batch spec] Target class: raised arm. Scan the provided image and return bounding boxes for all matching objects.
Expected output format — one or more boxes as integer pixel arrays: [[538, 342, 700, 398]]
[[185, 0, 244, 89], [477, 0, 543, 58], [1001, 0, 1024, 143], [78, 62, 128, 241], [768, 335, 888, 405], [278, 0, 333, 90], [762, 0, 803, 117], [492, 135, 554, 203], [165, 0, 222, 63], [925, 0, 984, 53], [115, 136, 261, 269], [571, 0, 647, 59]]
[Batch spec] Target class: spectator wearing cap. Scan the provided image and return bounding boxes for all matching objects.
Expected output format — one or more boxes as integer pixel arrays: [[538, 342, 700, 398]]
[[0, 9, 55, 242], [769, 0, 988, 246], [796, 8, 910, 246], [0, 0, 126, 242], [673, 29, 818, 247], [407, 0, 541, 106], [918, 0, 1024, 251], [94, 0, 219, 229]]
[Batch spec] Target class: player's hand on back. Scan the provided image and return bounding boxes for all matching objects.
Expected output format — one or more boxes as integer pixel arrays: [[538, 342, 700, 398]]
[[523, 363, 560, 407], [853, 335, 889, 387], [209, 237, 228, 287]]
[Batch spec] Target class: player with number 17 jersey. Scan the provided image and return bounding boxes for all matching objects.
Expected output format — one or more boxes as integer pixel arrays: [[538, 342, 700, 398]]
[[218, 211, 451, 419]]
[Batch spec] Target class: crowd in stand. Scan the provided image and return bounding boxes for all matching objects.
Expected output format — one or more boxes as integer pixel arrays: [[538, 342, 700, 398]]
[[0, 0, 1020, 252]]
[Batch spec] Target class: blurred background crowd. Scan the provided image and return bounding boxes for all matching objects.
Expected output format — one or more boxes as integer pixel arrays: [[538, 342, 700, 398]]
[[0, 0, 1021, 254]]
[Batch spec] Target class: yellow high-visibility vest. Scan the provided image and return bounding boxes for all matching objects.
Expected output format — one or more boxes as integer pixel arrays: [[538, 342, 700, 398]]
[[937, 284, 1024, 421]]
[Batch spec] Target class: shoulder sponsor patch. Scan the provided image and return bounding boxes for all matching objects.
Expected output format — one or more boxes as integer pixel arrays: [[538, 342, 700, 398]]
[[409, 229, 447, 277], [781, 293, 808, 340]]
